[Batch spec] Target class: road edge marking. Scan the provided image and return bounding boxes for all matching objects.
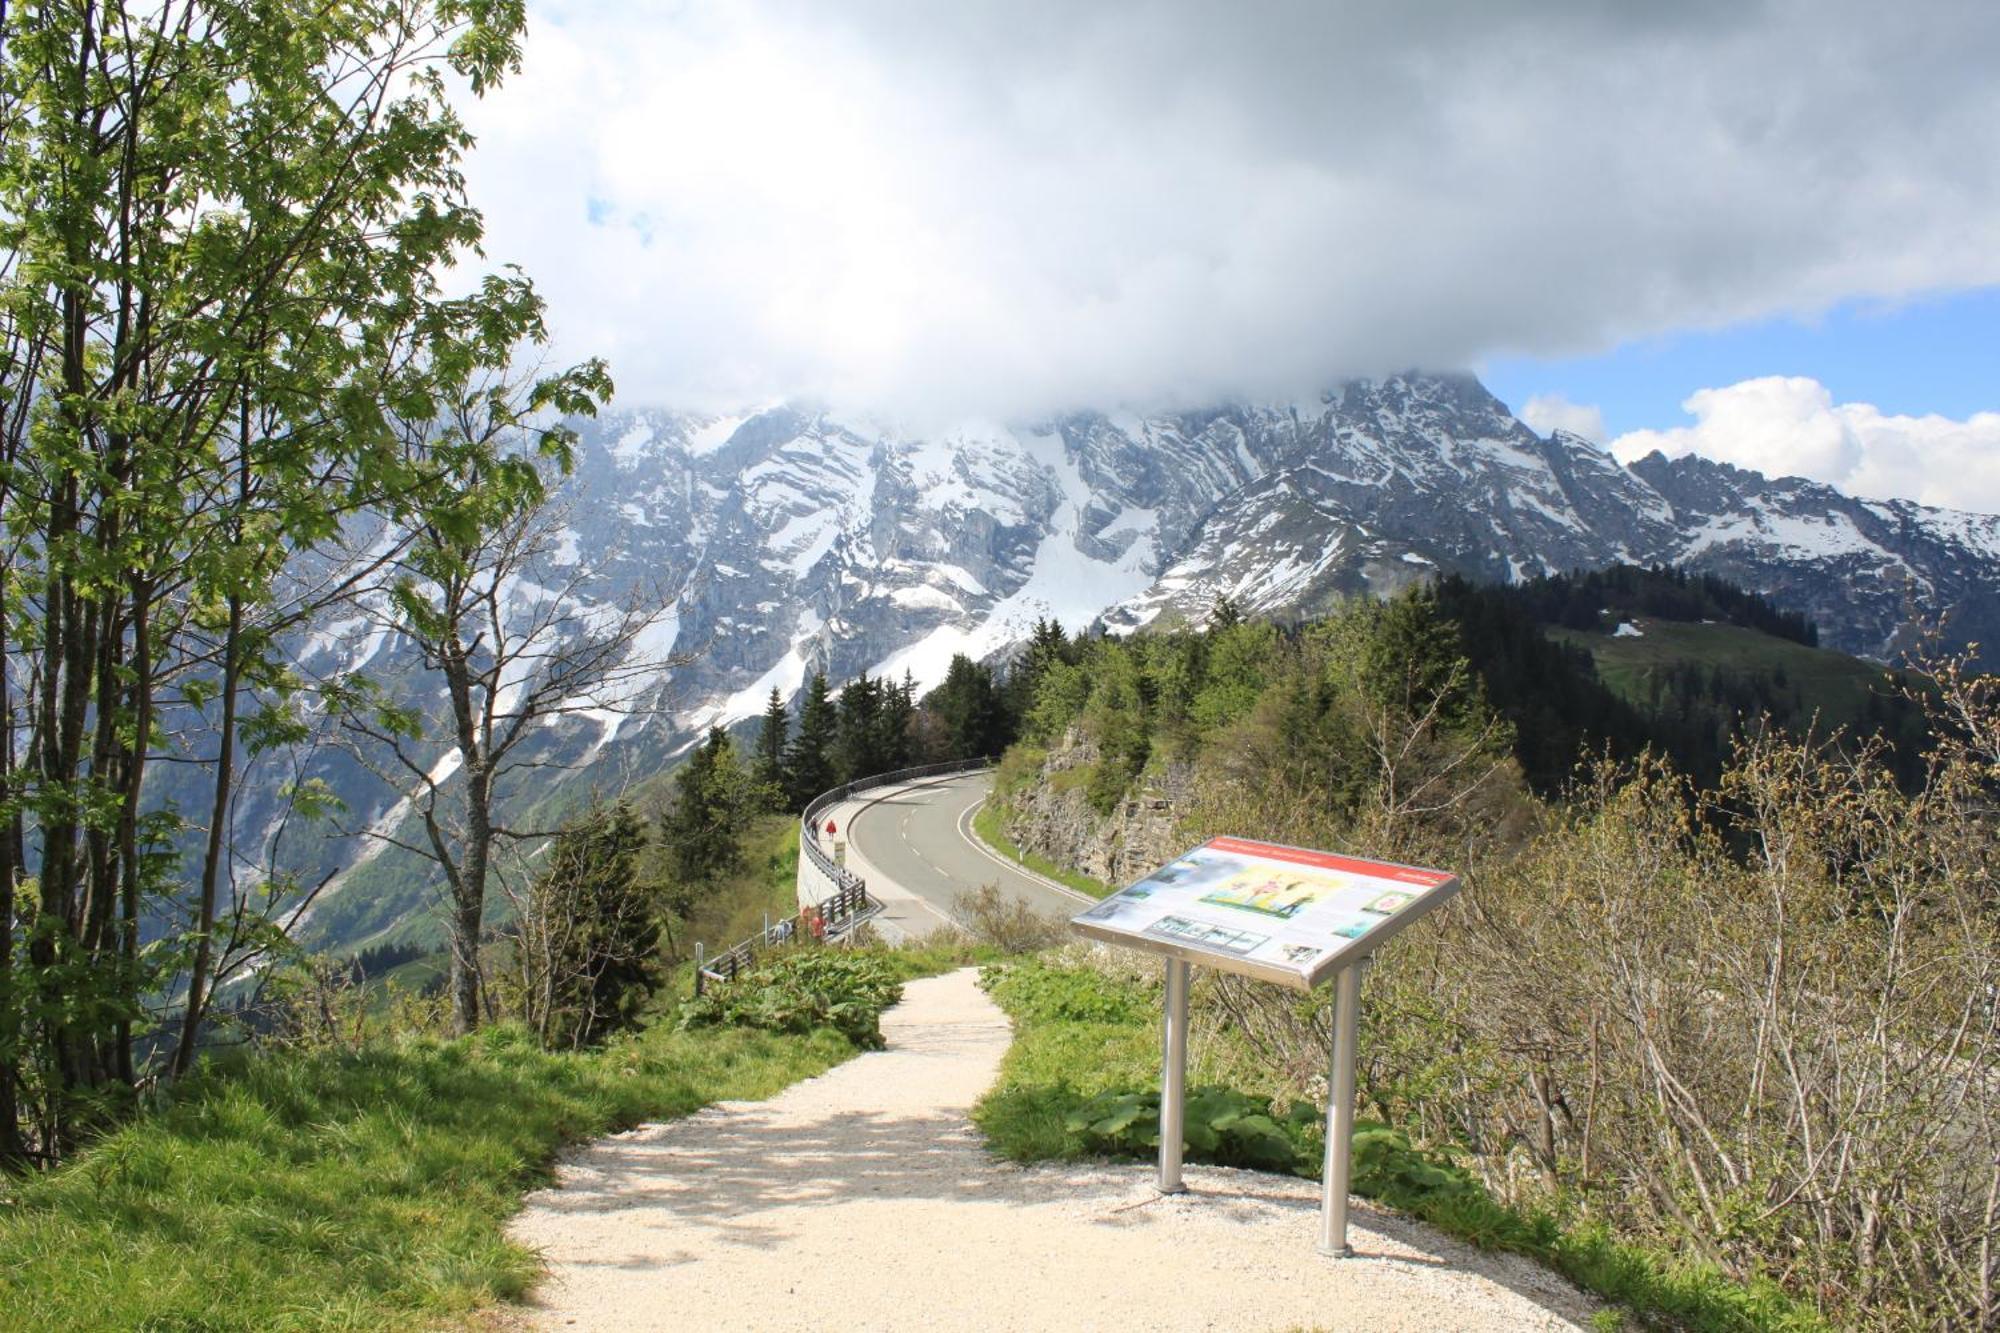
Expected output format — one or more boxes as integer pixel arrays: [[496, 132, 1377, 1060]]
[[955, 795, 1095, 906]]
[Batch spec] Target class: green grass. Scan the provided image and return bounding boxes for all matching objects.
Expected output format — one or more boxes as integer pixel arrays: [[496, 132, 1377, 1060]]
[[0, 1015, 856, 1332], [1551, 620, 1905, 734], [0, 801, 957, 1333], [973, 954, 1826, 1333], [970, 799, 1113, 899], [971, 957, 1249, 1165]]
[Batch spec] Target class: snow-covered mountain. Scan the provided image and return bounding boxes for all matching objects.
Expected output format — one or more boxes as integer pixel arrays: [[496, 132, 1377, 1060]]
[[281, 372, 1999, 951], [407, 372, 2000, 747], [551, 373, 1996, 721]]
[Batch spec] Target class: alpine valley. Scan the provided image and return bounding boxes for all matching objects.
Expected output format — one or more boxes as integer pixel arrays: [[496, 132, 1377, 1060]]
[[282, 371, 2000, 953]]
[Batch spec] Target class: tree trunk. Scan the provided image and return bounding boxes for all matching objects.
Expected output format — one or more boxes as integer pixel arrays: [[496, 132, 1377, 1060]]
[[449, 763, 493, 1035], [449, 888, 484, 1035], [0, 600, 25, 1168], [174, 590, 241, 1075]]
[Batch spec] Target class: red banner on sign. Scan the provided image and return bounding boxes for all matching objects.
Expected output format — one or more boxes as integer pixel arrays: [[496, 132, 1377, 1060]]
[[1203, 836, 1453, 887]]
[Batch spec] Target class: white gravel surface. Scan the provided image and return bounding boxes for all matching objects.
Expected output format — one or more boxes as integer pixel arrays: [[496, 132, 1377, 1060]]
[[509, 969, 1597, 1331]]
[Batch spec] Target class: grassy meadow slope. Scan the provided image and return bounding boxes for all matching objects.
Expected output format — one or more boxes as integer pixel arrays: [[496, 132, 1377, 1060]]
[[1552, 619, 1908, 734]]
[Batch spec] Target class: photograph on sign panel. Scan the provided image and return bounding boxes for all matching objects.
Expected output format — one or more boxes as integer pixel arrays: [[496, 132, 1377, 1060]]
[[1199, 870, 1328, 920]]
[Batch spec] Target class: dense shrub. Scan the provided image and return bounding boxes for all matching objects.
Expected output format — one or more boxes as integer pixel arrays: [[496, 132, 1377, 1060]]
[[980, 955, 1150, 1026], [1063, 1086, 1311, 1172], [678, 949, 904, 1048], [951, 884, 1068, 955]]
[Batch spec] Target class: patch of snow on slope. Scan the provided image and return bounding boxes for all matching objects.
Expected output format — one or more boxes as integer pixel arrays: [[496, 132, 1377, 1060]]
[[1614, 621, 1644, 638], [896, 423, 1032, 525], [685, 414, 744, 457], [1098, 506, 1157, 542], [1464, 436, 1546, 474], [684, 613, 823, 731], [1896, 504, 2000, 562], [1107, 411, 1149, 444], [767, 511, 838, 575], [1511, 491, 1584, 533], [300, 614, 368, 668], [708, 648, 810, 730], [868, 428, 1154, 691], [610, 423, 655, 468], [1680, 510, 1883, 561], [937, 565, 988, 595], [891, 585, 964, 613], [558, 609, 684, 757]]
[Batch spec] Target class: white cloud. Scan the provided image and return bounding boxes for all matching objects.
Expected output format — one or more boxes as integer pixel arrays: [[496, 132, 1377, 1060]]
[[1519, 393, 1606, 444], [1610, 377, 2000, 514], [456, 2, 2000, 423]]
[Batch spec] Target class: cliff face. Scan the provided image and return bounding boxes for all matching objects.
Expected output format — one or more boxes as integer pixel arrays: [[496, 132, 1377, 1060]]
[[996, 732, 1194, 889]]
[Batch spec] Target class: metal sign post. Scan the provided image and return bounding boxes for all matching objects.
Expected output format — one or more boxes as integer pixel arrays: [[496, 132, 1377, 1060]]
[[1072, 836, 1458, 1261], [1158, 958, 1191, 1194], [1319, 956, 1369, 1256]]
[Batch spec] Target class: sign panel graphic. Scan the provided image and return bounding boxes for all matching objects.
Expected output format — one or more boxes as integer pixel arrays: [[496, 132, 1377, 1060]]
[[1069, 837, 1459, 989]]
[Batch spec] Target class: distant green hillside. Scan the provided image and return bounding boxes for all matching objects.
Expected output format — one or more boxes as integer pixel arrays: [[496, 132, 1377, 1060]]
[[1430, 566, 1935, 791], [1551, 619, 1908, 737]]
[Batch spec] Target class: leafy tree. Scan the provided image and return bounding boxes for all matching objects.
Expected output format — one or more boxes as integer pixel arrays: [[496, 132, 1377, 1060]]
[[1023, 658, 1093, 743], [750, 687, 790, 809], [786, 672, 840, 807], [660, 727, 748, 886], [329, 446, 677, 1036], [0, 0, 559, 1155], [1080, 646, 1151, 813], [1190, 621, 1277, 733]]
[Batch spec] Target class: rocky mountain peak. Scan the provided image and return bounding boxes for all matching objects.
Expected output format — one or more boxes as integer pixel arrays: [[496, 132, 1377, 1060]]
[[282, 373, 1998, 951]]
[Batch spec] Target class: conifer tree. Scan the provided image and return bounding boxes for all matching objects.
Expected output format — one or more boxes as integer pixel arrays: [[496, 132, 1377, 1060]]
[[837, 673, 887, 779], [878, 672, 918, 769], [931, 654, 1005, 759], [786, 672, 841, 806], [751, 687, 790, 808], [508, 799, 660, 1049], [660, 727, 747, 885], [1004, 617, 1069, 724]]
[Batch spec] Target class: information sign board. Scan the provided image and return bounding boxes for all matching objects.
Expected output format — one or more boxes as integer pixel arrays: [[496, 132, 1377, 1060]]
[[1069, 836, 1459, 991]]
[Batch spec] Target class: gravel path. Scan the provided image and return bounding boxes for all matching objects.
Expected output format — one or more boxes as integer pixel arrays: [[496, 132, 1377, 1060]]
[[508, 969, 1597, 1331]]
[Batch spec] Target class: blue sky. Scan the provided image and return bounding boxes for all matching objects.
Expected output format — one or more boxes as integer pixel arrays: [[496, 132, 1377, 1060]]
[[1480, 288, 2000, 441]]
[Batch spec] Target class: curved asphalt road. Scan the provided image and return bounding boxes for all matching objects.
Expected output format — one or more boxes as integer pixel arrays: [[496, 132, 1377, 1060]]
[[844, 772, 1090, 933]]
